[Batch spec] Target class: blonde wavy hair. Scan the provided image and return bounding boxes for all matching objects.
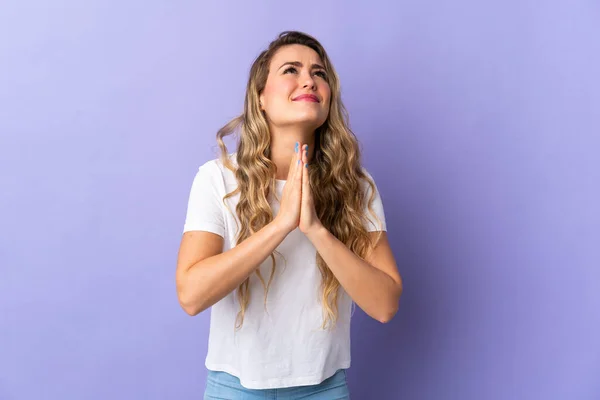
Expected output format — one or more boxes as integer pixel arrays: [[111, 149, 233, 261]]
[[215, 31, 383, 330]]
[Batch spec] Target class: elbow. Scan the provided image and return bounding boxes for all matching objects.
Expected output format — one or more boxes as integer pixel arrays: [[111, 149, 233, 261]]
[[177, 290, 206, 316], [181, 302, 202, 316], [176, 274, 211, 316], [378, 281, 403, 323], [376, 288, 401, 324], [376, 306, 398, 324]]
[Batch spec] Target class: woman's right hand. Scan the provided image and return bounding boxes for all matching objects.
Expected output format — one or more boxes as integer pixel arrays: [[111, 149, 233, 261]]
[[273, 142, 305, 234]]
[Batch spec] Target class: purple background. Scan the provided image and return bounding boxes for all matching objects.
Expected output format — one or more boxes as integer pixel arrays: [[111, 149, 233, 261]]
[[1, 1, 599, 399]]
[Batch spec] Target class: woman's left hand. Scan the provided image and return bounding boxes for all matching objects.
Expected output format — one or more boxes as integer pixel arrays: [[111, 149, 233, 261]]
[[298, 144, 324, 235]]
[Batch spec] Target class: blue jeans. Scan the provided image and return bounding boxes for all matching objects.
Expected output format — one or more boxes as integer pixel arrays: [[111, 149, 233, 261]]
[[203, 369, 350, 399]]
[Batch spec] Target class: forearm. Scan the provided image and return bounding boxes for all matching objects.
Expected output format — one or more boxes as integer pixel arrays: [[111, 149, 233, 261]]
[[306, 226, 401, 323], [178, 220, 289, 315]]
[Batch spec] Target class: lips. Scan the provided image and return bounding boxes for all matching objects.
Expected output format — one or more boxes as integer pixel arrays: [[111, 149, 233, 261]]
[[292, 94, 320, 103]]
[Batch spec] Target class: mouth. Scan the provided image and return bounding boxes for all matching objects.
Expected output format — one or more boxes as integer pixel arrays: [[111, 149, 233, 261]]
[[292, 94, 320, 103]]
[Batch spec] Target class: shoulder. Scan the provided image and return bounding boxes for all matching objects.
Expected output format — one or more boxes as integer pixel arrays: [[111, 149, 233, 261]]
[[360, 166, 374, 179], [195, 153, 238, 192], [359, 166, 380, 189], [197, 152, 236, 175]]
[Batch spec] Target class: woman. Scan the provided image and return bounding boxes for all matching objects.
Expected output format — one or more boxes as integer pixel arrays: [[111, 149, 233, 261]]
[[176, 31, 402, 399]]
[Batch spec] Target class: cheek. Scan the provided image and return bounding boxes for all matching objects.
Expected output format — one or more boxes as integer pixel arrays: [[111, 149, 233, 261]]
[[322, 86, 332, 108], [264, 79, 294, 103]]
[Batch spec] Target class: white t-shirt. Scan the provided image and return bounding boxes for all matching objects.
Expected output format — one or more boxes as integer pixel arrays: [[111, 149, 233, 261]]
[[182, 153, 387, 389]]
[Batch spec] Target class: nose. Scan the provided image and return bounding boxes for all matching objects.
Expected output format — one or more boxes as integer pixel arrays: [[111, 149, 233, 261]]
[[301, 71, 316, 90]]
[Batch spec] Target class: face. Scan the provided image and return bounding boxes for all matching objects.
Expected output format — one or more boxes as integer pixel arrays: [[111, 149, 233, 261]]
[[259, 44, 331, 130]]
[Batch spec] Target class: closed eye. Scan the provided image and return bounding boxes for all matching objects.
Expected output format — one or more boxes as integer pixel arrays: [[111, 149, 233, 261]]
[[283, 66, 327, 80], [314, 70, 328, 80]]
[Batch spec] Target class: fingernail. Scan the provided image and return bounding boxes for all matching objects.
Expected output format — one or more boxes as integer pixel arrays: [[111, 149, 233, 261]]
[[298, 160, 301, 165], [305, 163, 309, 168], [295, 143, 298, 153], [306, 145, 309, 151]]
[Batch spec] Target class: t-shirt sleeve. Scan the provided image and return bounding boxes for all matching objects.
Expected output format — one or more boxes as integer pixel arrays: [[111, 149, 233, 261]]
[[182, 162, 226, 237], [362, 170, 387, 232]]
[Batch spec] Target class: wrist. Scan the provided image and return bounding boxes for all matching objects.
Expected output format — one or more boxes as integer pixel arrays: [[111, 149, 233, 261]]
[[305, 223, 328, 242], [271, 216, 294, 236]]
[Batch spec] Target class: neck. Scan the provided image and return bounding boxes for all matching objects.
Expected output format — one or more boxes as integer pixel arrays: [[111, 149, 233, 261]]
[[270, 125, 315, 180]]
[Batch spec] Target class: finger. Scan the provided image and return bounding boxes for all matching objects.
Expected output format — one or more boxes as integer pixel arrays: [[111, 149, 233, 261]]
[[295, 143, 303, 186], [302, 145, 309, 196], [287, 142, 299, 182], [303, 144, 308, 165]]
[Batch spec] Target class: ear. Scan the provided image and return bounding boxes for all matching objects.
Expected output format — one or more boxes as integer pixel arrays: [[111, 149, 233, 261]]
[[259, 95, 265, 111]]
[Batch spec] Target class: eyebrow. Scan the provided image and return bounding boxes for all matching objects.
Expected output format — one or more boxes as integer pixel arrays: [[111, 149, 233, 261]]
[[278, 61, 326, 71]]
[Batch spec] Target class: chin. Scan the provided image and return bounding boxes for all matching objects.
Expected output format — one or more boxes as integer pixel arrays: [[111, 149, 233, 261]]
[[292, 113, 328, 128], [271, 111, 328, 130], [292, 119, 325, 131]]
